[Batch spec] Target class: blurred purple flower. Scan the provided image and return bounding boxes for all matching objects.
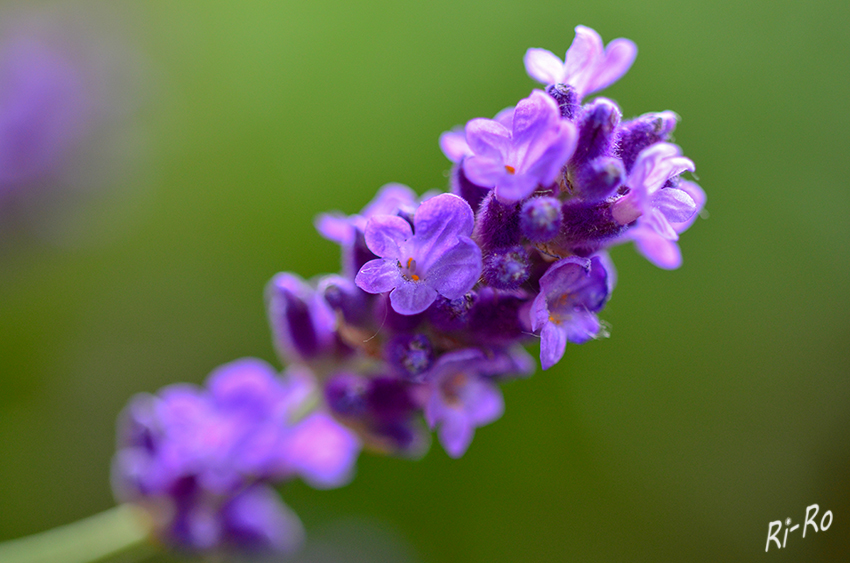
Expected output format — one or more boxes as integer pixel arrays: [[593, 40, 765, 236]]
[[112, 358, 360, 554], [0, 35, 89, 193], [423, 349, 506, 457]]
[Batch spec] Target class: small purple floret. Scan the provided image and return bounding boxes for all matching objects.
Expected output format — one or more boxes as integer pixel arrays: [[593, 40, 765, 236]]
[[524, 25, 637, 100], [610, 143, 698, 269], [531, 256, 609, 369], [423, 349, 508, 458], [355, 193, 482, 315], [462, 90, 577, 203], [386, 333, 434, 381]]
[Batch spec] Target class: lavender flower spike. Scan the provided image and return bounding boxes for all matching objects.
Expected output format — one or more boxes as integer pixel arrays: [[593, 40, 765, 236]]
[[355, 193, 482, 315], [531, 256, 609, 370], [463, 90, 577, 203], [524, 25, 637, 100]]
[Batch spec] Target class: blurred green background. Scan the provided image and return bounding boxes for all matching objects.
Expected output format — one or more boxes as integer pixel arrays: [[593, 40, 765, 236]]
[[1, 0, 848, 561]]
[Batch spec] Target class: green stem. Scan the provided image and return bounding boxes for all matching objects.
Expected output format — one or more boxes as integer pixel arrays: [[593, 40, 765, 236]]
[[0, 504, 153, 563]]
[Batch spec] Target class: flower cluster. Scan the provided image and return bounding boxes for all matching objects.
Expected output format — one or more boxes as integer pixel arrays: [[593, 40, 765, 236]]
[[112, 25, 704, 557], [111, 358, 360, 555]]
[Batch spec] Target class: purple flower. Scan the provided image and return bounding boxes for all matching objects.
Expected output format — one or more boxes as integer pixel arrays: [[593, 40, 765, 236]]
[[315, 183, 418, 277], [274, 410, 361, 489], [462, 90, 577, 203], [0, 34, 90, 193], [524, 25, 637, 100], [531, 256, 609, 370], [355, 193, 482, 315], [423, 349, 510, 457], [112, 358, 360, 553], [610, 143, 700, 269], [161, 484, 305, 555], [218, 485, 305, 555]]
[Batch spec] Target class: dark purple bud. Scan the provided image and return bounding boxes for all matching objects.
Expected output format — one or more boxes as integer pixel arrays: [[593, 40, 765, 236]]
[[570, 98, 621, 169], [483, 246, 530, 290], [545, 83, 580, 120], [473, 191, 521, 251], [573, 156, 625, 201], [427, 292, 476, 332], [520, 196, 562, 243], [367, 377, 416, 422], [451, 161, 490, 214], [325, 372, 369, 417], [266, 273, 336, 362], [557, 199, 626, 256], [385, 334, 434, 381], [616, 111, 678, 173], [468, 288, 529, 344], [318, 275, 368, 325]]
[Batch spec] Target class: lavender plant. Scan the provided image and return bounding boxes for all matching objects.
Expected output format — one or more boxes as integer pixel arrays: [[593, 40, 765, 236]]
[[0, 25, 705, 562]]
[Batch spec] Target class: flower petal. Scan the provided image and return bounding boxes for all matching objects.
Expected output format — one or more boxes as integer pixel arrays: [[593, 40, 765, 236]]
[[523, 119, 578, 186], [564, 310, 601, 344], [389, 280, 438, 315], [412, 193, 475, 266], [314, 213, 355, 245], [361, 183, 418, 219], [438, 410, 474, 458], [510, 90, 560, 162], [463, 155, 505, 188], [223, 486, 305, 554], [355, 259, 401, 294], [585, 38, 637, 95], [439, 128, 471, 163], [493, 106, 515, 128], [467, 378, 504, 426], [632, 226, 683, 269], [643, 207, 678, 241], [465, 118, 511, 160], [564, 25, 604, 95], [523, 48, 565, 85], [494, 172, 539, 203], [540, 321, 567, 370], [672, 180, 706, 233], [363, 214, 412, 259], [426, 238, 482, 299], [653, 187, 696, 224], [280, 413, 360, 489]]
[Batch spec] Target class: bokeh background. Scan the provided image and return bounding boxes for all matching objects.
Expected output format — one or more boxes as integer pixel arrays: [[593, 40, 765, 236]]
[[1, 0, 848, 561]]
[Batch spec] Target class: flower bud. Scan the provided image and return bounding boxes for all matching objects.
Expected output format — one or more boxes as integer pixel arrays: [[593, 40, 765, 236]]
[[520, 196, 562, 242], [483, 246, 530, 290]]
